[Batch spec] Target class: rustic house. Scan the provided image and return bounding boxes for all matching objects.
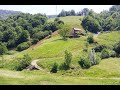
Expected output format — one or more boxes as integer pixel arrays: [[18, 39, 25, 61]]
[[68, 28, 84, 38]]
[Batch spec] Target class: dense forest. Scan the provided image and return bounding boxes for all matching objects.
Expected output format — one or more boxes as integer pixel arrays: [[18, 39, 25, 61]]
[[0, 13, 64, 54], [0, 9, 22, 19], [81, 5, 120, 33]]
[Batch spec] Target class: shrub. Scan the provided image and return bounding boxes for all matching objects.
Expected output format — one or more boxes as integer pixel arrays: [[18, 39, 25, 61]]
[[78, 56, 91, 69], [96, 56, 101, 65], [101, 49, 110, 59], [109, 50, 117, 57], [94, 44, 107, 52], [50, 62, 58, 73], [16, 42, 30, 51], [64, 50, 72, 69], [88, 49, 96, 65], [87, 34, 94, 43], [113, 41, 120, 56], [14, 54, 32, 71], [59, 62, 69, 70], [59, 50, 72, 70], [32, 38, 39, 44], [0, 42, 8, 55]]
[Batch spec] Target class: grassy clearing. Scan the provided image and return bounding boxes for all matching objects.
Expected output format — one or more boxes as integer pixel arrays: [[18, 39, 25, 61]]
[[96, 31, 120, 46], [48, 16, 84, 31]]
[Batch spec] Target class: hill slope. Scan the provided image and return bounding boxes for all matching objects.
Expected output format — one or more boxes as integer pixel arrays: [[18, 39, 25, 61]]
[[0, 16, 120, 85], [48, 16, 84, 31]]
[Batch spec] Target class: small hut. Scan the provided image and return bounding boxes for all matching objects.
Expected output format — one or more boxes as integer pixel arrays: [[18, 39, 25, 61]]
[[68, 27, 84, 38]]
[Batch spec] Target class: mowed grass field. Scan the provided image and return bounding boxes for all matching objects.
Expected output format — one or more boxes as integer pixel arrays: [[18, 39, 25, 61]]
[[0, 16, 120, 85]]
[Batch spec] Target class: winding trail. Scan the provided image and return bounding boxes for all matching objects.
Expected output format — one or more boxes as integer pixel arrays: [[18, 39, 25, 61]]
[[30, 59, 50, 74]]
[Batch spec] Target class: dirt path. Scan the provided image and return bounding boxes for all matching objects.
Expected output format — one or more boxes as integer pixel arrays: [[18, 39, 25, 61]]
[[31, 59, 42, 70], [30, 59, 50, 73]]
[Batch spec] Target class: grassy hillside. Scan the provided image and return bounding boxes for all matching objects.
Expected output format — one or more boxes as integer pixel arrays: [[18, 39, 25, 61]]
[[96, 31, 120, 46], [0, 58, 120, 85], [48, 16, 84, 31], [0, 16, 120, 85]]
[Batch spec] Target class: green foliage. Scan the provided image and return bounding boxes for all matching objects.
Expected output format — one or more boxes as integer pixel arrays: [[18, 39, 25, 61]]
[[64, 50, 72, 67], [0, 31, 3, 41], [88, 49, 97, 65], [81, 14, 101, 33], [0, 13, 55, 50], [87, 34, 94, 43], [0, 42, 8, 55], [113, 41, 120, 56], [18, 30, 30, 44], [58, 8, 89, 17], [79, 49, 101, 69], [14, 54, 32, 71], [101, 49, 110, 59], [58, 24, 70, 40], [96, 56, 101, 65], [78, 56, 91, 69], [16, 42, 31, 51], [94, 44, 107, 52], [109, 50, 117, 57], [59, 50, 72, 70], [32, 39, 39, 44], [50, 62, 58, 73], [81, 5, 120, 32], [59, 62, 69, 70]]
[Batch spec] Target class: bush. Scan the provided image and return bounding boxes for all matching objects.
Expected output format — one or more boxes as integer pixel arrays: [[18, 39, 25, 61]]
[[114, 41, 120, 56], [109, 50, 117, 57], [50, 62, 58, 73], [59, 62, 69, 70], [101, 49, 110, 59], [87, 35, 94, 43], [14, 54, 32, 71], [0, 42, 8, 55], [96, 56, 101, 65], [64, 50, 72, 69], [78, 56, 91, 69], [16, 42, 31, 51], [59, 50, 72, 70], [32, 39, 39, 44], [94, 44, 107, 52], [88, 49, 96, 65]]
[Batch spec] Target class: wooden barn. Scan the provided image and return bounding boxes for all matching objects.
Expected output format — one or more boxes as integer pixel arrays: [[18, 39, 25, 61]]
[[68, 28, 84, 38]]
